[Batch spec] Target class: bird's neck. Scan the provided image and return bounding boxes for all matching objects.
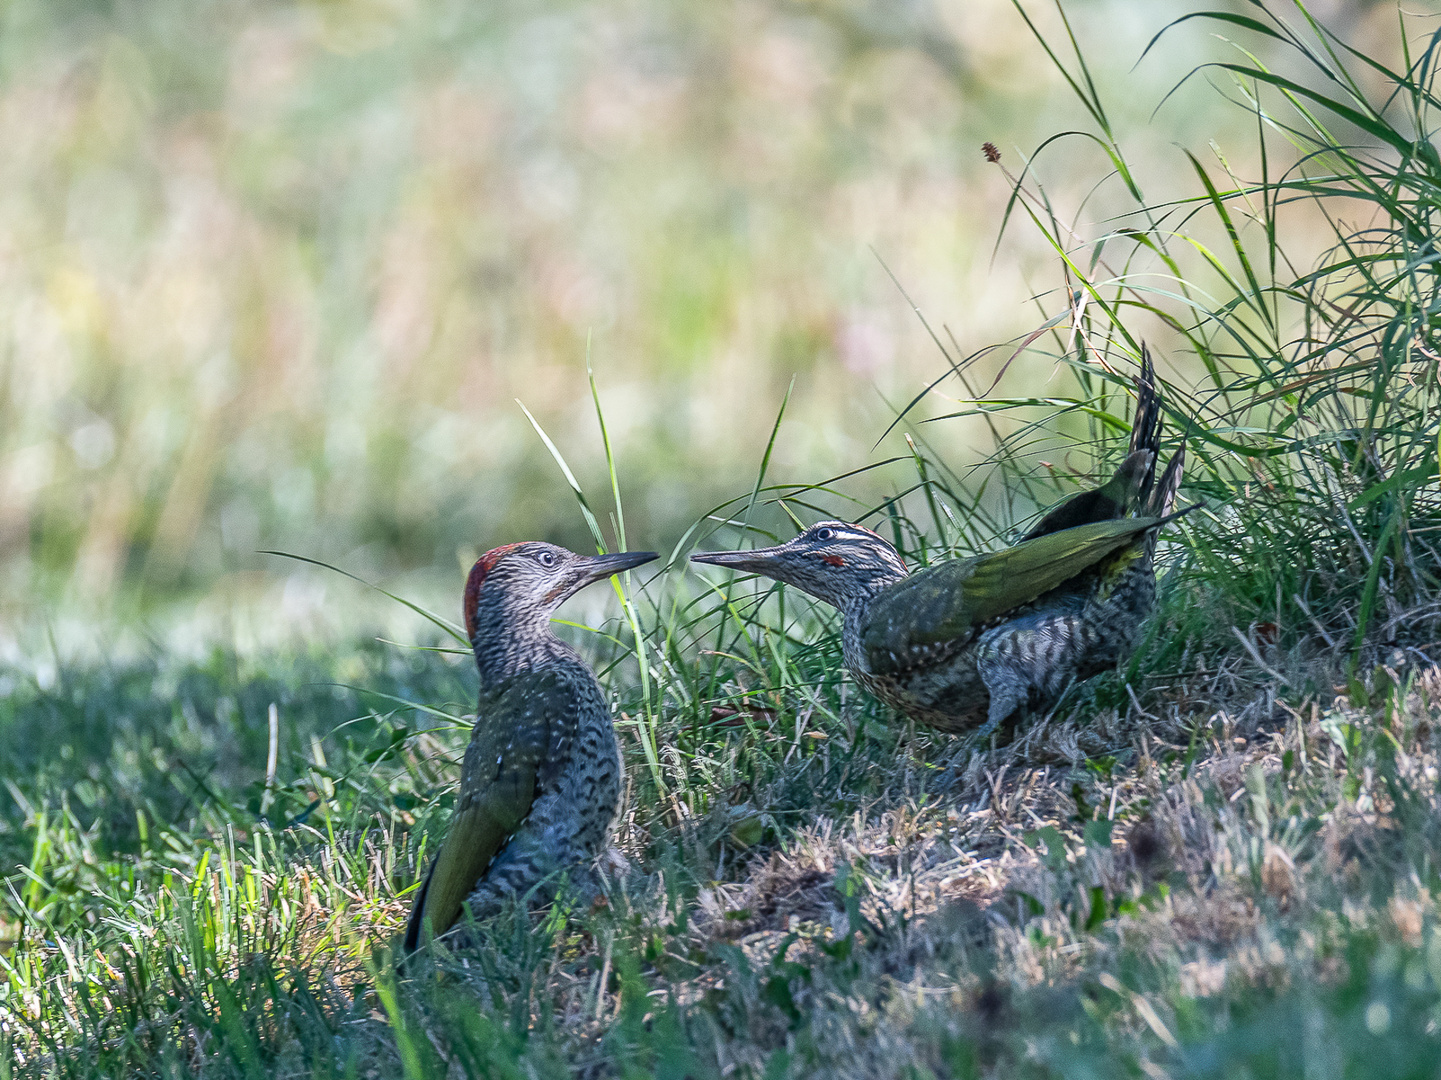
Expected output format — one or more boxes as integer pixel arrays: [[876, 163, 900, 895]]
[[836, 581, 899, 674], [469, 606, 576, 690], [828, 566, 908, 617]]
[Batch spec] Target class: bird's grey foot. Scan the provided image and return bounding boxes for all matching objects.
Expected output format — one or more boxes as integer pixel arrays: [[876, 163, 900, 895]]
[[555, 865, 600, 910], [973, 714, 1003, 740], [445, 879, 545, 949], [974, 669, 1028, 742], [459, 841, 556, 924], [441, 883, 519, 947]]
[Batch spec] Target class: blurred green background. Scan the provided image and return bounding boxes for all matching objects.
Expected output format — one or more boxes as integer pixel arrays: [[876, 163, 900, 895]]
[[0, 0, 1402, 641]]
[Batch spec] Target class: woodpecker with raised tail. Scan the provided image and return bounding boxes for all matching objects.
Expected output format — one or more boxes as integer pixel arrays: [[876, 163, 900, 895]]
[[691, 349, 1188, 737]]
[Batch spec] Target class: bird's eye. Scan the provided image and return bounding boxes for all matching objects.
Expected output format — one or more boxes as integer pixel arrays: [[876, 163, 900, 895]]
[[816, 527, 835, 541], [536, 551, 557, 568]]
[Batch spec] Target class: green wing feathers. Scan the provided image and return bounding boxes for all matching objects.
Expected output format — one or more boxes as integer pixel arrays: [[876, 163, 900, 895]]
[[959, 518, 1160, 623], [403, 674, 557, 950], [862, 518, 1161, 672], [405, 774, 531, 949]]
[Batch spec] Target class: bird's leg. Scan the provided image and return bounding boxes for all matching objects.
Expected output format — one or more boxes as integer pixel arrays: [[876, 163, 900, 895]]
[[448, 870, 593, 949], [458, 867, 529, 922], [973, 679, 1027, 740], [974, 600, 1095, 742], [462, 831, 558, 918], [450, 865, 598, 950], [974, 625, 1034, 740]]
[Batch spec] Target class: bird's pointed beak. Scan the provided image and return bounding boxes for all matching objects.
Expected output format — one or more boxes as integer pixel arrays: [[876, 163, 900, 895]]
[[689, 545, 788, 576], [577, 549, 658, 586]]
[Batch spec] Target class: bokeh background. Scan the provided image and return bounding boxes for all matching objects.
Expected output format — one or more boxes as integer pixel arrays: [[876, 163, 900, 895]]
[[0, 0, 1402, 648]]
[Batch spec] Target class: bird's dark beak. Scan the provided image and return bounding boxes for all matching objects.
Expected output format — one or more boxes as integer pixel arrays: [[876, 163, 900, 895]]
[[689, 545, 788, 576], [577, 550, 658, 586]]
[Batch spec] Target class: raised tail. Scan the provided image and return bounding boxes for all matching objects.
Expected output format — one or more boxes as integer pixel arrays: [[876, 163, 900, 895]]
[[1129, 344, 1163, 512], [402, 858, 438, 953], [1146, 440, 1185, 518], [1020, 347, 1166, 541]]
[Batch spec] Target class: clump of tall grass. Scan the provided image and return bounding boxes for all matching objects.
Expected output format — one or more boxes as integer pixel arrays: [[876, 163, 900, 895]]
[[921, 2, 1441, 672], [689, 5, 1441, 696]]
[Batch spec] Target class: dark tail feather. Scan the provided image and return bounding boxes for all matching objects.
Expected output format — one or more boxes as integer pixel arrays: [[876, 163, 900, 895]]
[[1129, 345, 1163, 509], [402, 858, 438, 953], [1018, 346, 1168, 543], [1019, 449, 1150, 541], [1147, 441, 1185, 518]]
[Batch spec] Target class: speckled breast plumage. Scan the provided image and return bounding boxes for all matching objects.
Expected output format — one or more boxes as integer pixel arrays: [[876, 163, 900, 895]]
[[556, 662, 624, 856], [460, 656, 622, 917]]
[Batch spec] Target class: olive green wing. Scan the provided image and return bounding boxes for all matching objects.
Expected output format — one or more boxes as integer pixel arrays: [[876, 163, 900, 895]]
[[403, 669, 568, 949], [861, 518, 1160, 675]]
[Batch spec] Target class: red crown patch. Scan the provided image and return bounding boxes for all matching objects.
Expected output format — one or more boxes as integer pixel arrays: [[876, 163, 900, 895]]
[[463, 543, 524, 641]]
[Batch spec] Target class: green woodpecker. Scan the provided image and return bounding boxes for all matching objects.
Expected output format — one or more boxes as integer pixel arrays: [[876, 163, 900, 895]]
[[404, 543, 655, 949], [692, 349, 1187, 736]]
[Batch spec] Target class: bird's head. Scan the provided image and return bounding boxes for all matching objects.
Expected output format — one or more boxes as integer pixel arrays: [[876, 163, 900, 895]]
[[464, 543, 656, 663], [690, 520, 908, 610]]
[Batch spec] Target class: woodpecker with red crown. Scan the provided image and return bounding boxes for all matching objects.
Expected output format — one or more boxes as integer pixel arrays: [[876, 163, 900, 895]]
[[404, 542, 655, 950], [692, 348, 1189, 737]]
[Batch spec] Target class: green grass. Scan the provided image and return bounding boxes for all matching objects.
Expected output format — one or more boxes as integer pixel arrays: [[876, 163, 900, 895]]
[[6, 2, 1441, 1077], [952, 1, 1441, 662], [6, 591, 1441, 1077]]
